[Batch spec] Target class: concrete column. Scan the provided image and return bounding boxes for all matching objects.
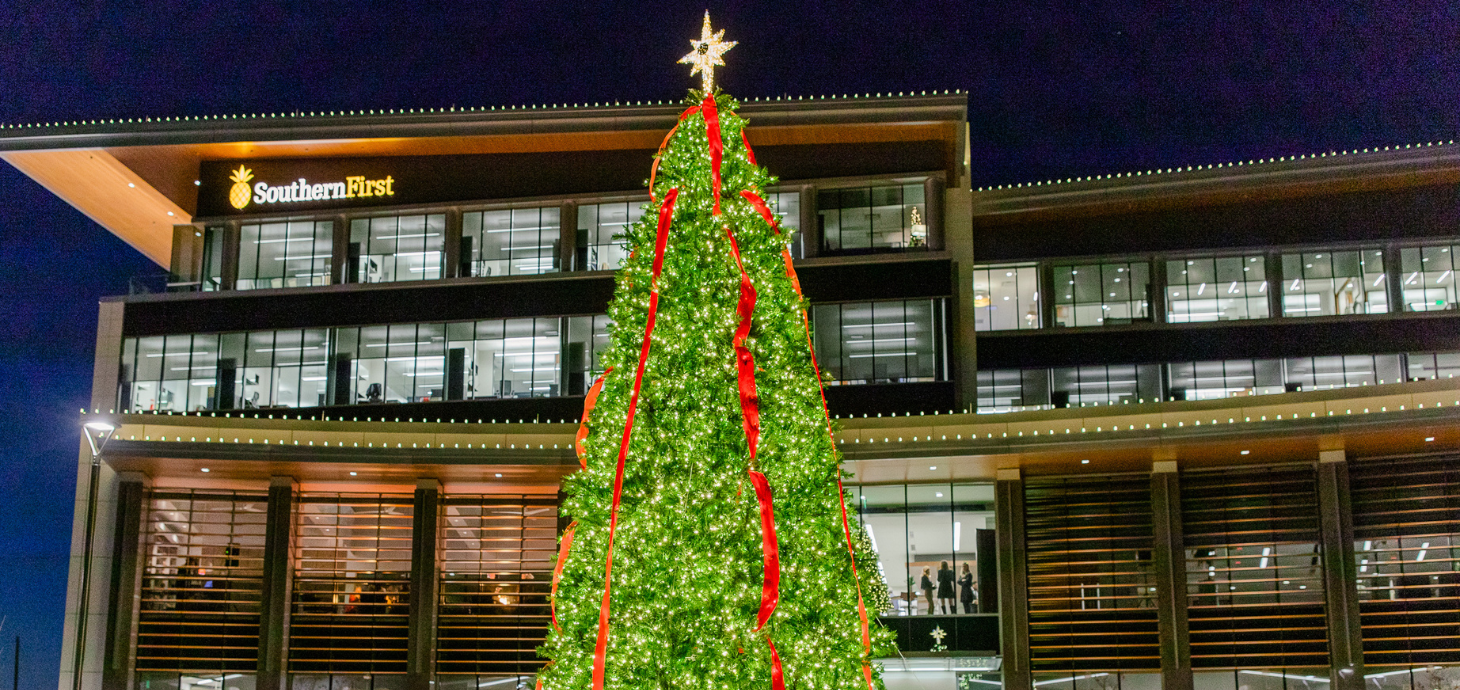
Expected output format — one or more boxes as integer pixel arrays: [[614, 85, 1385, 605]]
[[559, 201, 578, 272], [945, 184, 976, 412], [1267, 252, 1285, 319], [407, 479, 441, 690], [923, 176, 946, 251], [1318, 450, 1364, 690], [331, 215, 351, 285], [1151, 257, 1169, 324], [443, 208, 465, 279], [1151, 461, 1192, 690], [258, 477, 296, 690], [800, 185, 820, 258], [1384, 242, 1405, 314], [995, 468, 1031, 690], [101, 474, 147, 690]]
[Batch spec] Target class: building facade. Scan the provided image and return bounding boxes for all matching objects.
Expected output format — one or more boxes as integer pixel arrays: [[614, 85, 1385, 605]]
[[2, 94, 1458, 690]]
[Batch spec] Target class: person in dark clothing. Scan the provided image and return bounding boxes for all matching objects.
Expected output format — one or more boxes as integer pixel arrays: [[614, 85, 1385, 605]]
[[959, 562, 977, 613], [920, 567, 935, 614], [937, 561, 956, 614]]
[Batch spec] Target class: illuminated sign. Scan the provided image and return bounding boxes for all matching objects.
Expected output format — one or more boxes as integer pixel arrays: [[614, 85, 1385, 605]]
[[227, 165, 395, 210]]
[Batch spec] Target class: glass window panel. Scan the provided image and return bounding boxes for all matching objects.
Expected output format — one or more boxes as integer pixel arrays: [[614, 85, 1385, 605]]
[[1054, 260, 1150, 327], [973, 263, 1041, 331], [1168, 254, 1269, 322], [1399, 243, 1459, 312], [1050, 364, 1147, 406], [351, 214, 444, 283], [464, 206, 561, 277], [853, 483, 994, 616], [812, 299, 945, 385], [576, 201, 644, 271], [237, 220, 333, 291], [1282, 249, 1388, 316], [766, 191, 803, 258], [818, 183, 930, 253]]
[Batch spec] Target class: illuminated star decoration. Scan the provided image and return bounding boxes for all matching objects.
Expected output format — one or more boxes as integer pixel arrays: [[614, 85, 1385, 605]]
[[930, 625, 948, 652], [678, 11, 737, 92]]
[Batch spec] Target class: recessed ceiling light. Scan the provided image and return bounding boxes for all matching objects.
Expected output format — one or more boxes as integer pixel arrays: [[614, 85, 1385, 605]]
[[127, 182, 135, 188], [349, 471, 357, 476], [1240, 450, 1250, 455], [200, 468, 210, 473], [495, 473, 503, 478], [193, 180, 201, 186], [1425, 436, 1436, 442], [935, 492, 944, 498], [1081, 459, 1090, 464], [929, 466, 937, 471]]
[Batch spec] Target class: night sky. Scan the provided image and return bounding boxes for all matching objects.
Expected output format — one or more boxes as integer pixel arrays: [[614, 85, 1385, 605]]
[[2, 2, 1457, 686]]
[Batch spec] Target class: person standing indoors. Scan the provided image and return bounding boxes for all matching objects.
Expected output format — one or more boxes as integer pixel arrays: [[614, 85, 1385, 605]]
[[937, 561, 956, 614], [959, 562, 977, 613], [920, 566, 935, 614]]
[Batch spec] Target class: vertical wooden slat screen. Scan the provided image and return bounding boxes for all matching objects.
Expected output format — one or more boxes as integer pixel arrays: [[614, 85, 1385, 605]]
[[289, 493, 415, 678], [1025, 474, 1160, 672], [135, 490, 268, 674], [1182, 466, 1329, 669], [1350, 453, 1460, 668], [436, 495, 558, 679]]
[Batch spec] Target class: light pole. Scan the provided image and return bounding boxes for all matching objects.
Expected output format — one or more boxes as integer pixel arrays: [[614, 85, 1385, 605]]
[[73, 420, 116, 690]]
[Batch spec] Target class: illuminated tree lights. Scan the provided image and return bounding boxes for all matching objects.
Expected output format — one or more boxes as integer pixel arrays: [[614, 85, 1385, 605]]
[[538, 84, 894, 690]]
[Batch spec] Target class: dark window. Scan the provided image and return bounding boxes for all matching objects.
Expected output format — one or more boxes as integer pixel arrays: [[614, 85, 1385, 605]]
[[811, 299, 946, 385]]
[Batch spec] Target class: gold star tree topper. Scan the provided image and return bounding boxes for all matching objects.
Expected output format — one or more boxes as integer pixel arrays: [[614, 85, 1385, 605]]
[[679, 11, 737, 92]]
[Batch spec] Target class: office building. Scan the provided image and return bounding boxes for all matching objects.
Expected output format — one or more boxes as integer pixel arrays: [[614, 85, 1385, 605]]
[[3, 92, 1458, 690]]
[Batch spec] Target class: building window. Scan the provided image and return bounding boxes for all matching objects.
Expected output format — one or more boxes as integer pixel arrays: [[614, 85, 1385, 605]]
[[1281, 249, 1387, 316], [577, 201, 645, 271], [200, 226, 225, 291], [973, 263, 1040, 331], [1167, 255, 1269, 322], [1049, 363, 1162, 406], [818, 183, 928, 253], [463, 206, 560, 277], [564, 315, 613, 395], [765, 190, 803, 258], [1407, 351, 1460, 380], [1053, 261, 1150, 327], [976, 369, 1050, 413], [1167, 359, 1285, 400], [811, 299, 946, 385], [290, 493, 414, 678], [349, 213, 446, 283], [1283, 354, 1402, 390], [236, 220, 333, 290], [1399, 243, 1459, 312], [119, 334, 221, 413], [850, 483, 993, 616]]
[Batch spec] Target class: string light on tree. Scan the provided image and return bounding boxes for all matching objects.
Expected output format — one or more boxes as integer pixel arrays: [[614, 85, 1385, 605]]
[[539, 13, 893, 690], [678, 11, 737, 93]]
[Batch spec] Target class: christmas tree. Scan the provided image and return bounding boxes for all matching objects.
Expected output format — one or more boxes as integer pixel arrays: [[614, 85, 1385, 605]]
[[539, 13, 894, 690]]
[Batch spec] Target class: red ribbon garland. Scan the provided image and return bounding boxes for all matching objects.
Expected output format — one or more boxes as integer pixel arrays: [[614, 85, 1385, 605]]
[[741, 187, 876, 690], [591, 187, 679, 690], [550, 521, 577, 631], [575, 368, 613, 470], [747, 470, 780, 630], [723, 225, 761, 459], [742, 130, 757, 166], [648, 106, 702, 204], [702, 94, 724, 215]]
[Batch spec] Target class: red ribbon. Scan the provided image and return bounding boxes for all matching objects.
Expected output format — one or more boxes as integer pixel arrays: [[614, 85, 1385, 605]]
[[742, 129, 757, 166], [575, 368, 613, 470], [766, 634, 786, 690], [702, 94, 723, 215], [723, 225, 761, 458], [591, 187, 678, 690], [748, 470, 780, 630], [550, 521, 577, 631], [743, 189, 875, 689]]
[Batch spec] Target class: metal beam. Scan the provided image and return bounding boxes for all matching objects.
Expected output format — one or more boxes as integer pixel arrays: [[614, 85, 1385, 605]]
[[1151, 462, 1192, 690], [407, 479, 441, 690], [258, 476, 296, 690], [995, 468, 1031, 690], [1318, 450, 1364, 690]]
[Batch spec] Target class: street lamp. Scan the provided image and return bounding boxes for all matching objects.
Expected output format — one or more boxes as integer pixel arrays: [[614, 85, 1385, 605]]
[[72, 419, 116, 690]]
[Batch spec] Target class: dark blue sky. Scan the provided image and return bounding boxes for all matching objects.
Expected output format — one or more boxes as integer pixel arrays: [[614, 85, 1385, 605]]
[[1, 1, 1457, 686]]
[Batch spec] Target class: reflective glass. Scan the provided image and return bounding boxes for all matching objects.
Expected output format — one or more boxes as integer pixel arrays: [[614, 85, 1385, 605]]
[[1167, 255, 1269, 322], [237, 220, 333, 290], [349, 214, 445, 283], [1399, 243, 1460, 312], [577, 200, 645, 271], [464, 206, 560, 277], [973, 264, 1040, 331], [1281, 249, 1387, 316], [811, 299, 945, 385], [1053, 261, 1150, 327], [818, 183, 928, 252]]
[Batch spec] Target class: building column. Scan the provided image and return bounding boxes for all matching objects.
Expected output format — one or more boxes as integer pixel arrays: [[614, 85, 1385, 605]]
[[560, 201, 578, 272], [1318, 450, 1364, 690], [799, 185, 820, 258], [945, 184, 977, 412], [258, 476, 296, 690], [101, 473, 147, 690], [995, 468, 1031, 690], [221, 222, 241, 291], [1384, 241, 1405, 315], [1266, 251, 1285, 319], [443, 208, 465, 279], [1150, 461, 1192, 690], [923, 176, 946, 251], [407, 479, 441, 690], [1150, 258, 1169, 324]]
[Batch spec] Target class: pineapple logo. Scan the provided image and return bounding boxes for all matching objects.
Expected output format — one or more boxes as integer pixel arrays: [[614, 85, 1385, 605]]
[[228, 166, 254, 209]]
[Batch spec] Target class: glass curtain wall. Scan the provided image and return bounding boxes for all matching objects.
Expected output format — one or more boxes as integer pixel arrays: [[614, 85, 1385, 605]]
[[1281, 250, 1388, 316], [437, 495, 558, 685], [200, 226, 226, 292], [563, 315, 612, 396], [818, 183, 927, 252], [975, 369, 1051, 413], [973, 264, 1041, 331], [1399, 243, 1459, 312], [1407, 351, 1460, 380], [850, 483, 993, 617], [463, 206, 560, 277], [812, 299, 946, 385], [1053, 261, 1150, 327], [290, 493, 415, 685], [1049, 364, 1162, 406], [349, 214, 446, 283], [765, 191, 803, 258], [1167, 255, 1269, 322], [577, 200, 645, 271], [237, 220, 333, 290], [1167, 359, 1285, 400], [135, 490, 267, 686]]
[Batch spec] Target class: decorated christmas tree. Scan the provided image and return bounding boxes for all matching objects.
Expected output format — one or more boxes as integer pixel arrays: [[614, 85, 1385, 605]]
[[539, 13, 894, 690]]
